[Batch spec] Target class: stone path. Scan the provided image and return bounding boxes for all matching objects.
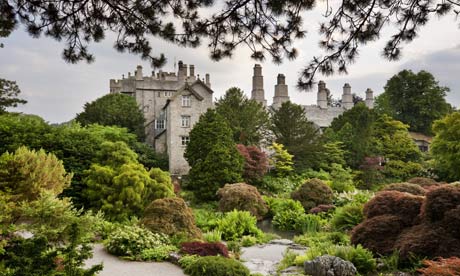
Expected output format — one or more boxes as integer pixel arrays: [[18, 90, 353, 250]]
[[241, 239, 306, 276], [86, 244, 186, 276]]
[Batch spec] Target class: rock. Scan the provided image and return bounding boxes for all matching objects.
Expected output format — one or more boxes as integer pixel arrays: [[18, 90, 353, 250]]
[[270, 239, 294, 246], [304, 255, 357, 276], [279, 266, 303, 275]]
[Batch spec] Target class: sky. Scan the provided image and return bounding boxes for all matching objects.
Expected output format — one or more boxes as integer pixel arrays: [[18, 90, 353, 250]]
[[0, 5, 459, 124]]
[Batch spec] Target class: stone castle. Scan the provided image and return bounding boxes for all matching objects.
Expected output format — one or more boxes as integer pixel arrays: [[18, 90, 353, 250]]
[[109, 62, 374, 175]]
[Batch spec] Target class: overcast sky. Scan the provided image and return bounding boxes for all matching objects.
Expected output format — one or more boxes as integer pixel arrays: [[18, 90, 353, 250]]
[[1, 6, 459, 123]]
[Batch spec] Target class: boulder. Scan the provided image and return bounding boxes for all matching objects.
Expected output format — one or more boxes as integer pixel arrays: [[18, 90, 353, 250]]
[[304, 255, 357, 276]]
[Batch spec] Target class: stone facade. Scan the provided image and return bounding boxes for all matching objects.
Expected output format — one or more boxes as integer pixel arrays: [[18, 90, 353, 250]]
[[250, 64, 375, 129], [109, 61, 213, 175]]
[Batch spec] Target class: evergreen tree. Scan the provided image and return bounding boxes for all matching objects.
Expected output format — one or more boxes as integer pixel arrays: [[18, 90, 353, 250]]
[[76, 93, 146, 140], [270, 101, 323, 171], [0, 78, 27, 113], [268, 142, 294, 177], [215, 87, 269, 146], [185, 109, 243, 200], [375, 70, 452, 135]]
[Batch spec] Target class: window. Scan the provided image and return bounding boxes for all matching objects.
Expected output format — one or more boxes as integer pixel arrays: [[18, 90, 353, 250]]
[[155, 119, 165, 129], [164, 91, 172, 97], [181, 136, 190, 146], [181, 95, 191, 107], [181, 115, 191, 128]]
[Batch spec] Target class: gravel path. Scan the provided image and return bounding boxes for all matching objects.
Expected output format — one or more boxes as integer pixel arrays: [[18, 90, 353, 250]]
[[86, 244, 186, 276]]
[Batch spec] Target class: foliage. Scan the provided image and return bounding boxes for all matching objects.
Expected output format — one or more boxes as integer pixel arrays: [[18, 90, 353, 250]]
[[270, 101, 324, 171], [431, 112, 460, 181], [382, 182, 426, 196], [193, 208, 223, 232], [333, 190, 374, 207], [217, 183, 268, 220], [76, 93, 146, 140], [236, 144, 269, 184], [105, 224, 170, 260], [291, 178, 333, 211], [267, 142, 294, 177], [84, 141, 173, 221], [184, 256, 250, 276], [180, 241, 229, 257], [185, 109, 244, 200], [295, 214, 326, 233], [329, 163, 355, 192], [141, 197, 202, 240], [422, 185, 460, 223], [259, 175, 303, 194], [0, 146, 72, 201], [241, 235, 258, 247], [264, 196, 304, 229], [381, 160, 424, 183], [363, 191, 423, 226], [139, 245, 178, 261], [418, 257, 460, 276], [178, 254, 201, 270], [203, 230, 222, 243], [216, 210, 263, 241], [0, 78, 26, 113], [309, 204, 335, 214], [294, 231, 350, 247], [375, 70, 452, 135], [330, 203, 364, 231], [215, 87, 270, 145]]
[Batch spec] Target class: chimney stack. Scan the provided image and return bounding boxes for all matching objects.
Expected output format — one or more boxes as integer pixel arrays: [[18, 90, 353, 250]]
[[342, 83, 353, 109], [251, 64, 267, 107], [135, 65, 143, 81], [365, 88, 374, 109], [317, 81, 328, 109], [272, 74, 290, 109]]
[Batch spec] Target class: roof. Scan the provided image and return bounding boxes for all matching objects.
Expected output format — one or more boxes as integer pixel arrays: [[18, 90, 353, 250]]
[[302, 105, 346, 128], [162, 83, 206, 110], [409, 132, 433, 143]]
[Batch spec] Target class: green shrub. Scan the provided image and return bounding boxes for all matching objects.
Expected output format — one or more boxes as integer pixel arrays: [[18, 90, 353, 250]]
[[193, 208, 223, 232], [203, 230, 222, 243], [178, 254, 200, 270], [105, 225, 170, 260], [140, 245, 177, 261], [334, 190, 374, 207], [330, 203, 364, 231], [294, 231, 350, 247], [217, 210, 263, 241], [217, 183, 268, 220], [241, 235, 258, 247], [141, 197, 202, 240], [295, 213, 325, 233], [291, 178, 333, 211], [329, 164, 355, 192], [226, 241, 242, 259], [264, 196, 305, 231], [184, 256, 250, 276], [260, 175, 304, 194]]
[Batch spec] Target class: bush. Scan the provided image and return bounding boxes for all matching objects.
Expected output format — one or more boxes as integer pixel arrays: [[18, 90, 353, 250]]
[[0, 146, 72, 201], [236, 144, 269, 184], [178, 254, 200, 270], [295, 213, 325, 233], [329, 163, 355, 192], [217, 210, 263, 241], [184, 256, 250, 276], [193, 208, 223, 232], [408, 177, 439, 187], [351, 215, 404, 255], [141, 197, 202, 240], [309, 204, 335, 214], [264, 197, 305, 231], [259, 175, 304, 194], [330, 203, 364, 231], [418, 257, 460, 276], [241, 235, 258, 247], [105, 225, 170, 260], [422, 185, 460, 223], [180, 241, 229, 257], [291, 178, 333, 211], [363, 191, 423, 226], [294, 231, 350, 247], [333, 190, 374, 207], [203, 230, 222, 243], [382, 182, 426, 196], [217, 183, 268, 220], [140, 245, 178, 261]]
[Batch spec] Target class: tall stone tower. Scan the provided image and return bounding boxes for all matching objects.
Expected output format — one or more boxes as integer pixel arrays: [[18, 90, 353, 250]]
[[251, 64, 266, 106], [341, 83, 354, 110], [272, 74, 290, 109], [365, 88, 374, 109], [317, 81, 328, 109]]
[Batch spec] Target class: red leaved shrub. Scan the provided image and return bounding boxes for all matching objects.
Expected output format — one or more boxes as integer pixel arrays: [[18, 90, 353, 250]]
[[180, 241, 229, 258], [442, 206, 460, 238], [236, 144, 269, 183], [217, 183, 268, 220], [381, 182, 426, 196], [351, 215, 404, 255], [309, 204, 335, 214], [407, 177, 438, 187], [291, 178, 333, 211], [422, 185, 460, 223], [418, 257, 460, 276], [363, 191, 423, 226]]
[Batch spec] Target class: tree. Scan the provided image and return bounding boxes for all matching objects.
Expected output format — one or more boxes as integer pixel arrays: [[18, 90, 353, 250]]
[[236, 144, 269, 184], [185, 109, 243, 200], [375, 70, 452, 135], [271, 101, 323, 171], [215, 87, 270, 146], [430, 112, 460, 181], [3, 1, 458, 87], [83, 141, 174, 221], [76, 93, 146, 140], [0, 146, 72, 202], [268, 142, 294, 177], [0, 78, 27, 113]]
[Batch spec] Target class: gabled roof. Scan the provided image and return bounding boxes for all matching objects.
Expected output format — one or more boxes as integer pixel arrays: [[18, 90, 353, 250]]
[[193, 78, 214, 94], [162, 82, 205, 110]]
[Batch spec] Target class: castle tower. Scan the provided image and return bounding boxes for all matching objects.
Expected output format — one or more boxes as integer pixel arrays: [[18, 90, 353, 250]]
[[341, 83, 353, 110], [251, 64, 267, 107], [317, 81, 328, 109], [272, 74, 290, 109], [365, 88, 374, 109]]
